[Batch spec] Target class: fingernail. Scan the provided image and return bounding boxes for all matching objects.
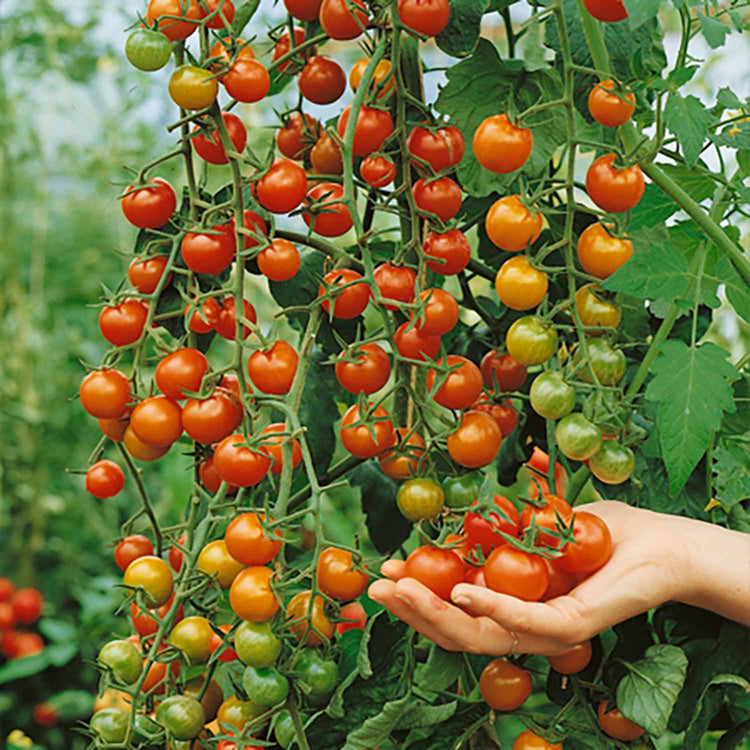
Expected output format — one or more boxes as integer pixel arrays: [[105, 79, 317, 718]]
[[395, 593, 413, 607], [452, 595, 471, 607]]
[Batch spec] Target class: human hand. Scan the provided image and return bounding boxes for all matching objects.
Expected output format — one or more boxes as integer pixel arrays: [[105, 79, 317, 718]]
[[368, 501, 702, 656]]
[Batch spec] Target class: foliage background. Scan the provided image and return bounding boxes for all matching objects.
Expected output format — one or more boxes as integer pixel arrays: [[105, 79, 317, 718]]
[[0, 0, 747, 746]]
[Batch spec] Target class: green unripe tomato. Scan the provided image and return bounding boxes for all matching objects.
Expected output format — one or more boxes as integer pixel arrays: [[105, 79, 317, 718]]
[[583, 390, 631, 437], [572, 338, 626, 386], [588, 441, 635, 484], [442, 472, 483, 509], [90, 708, 129, 743], [132, 714, 162, 742], [235, 620, 282, 667], [155, 695, 205, 740], [505, 315, 558, 366], [529, 371, 575, 420], [555, 413, 602, 461], [293, 648, 339, 696], [242, 665, 290, 707], [98, 639, 142, 684], [397, 477, 445, 521], [274, 709, 296, 748], [125, 29, 172, 72]]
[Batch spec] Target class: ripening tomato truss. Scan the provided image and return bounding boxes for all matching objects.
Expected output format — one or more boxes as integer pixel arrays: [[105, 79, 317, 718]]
[[73, 0, 749, 746]]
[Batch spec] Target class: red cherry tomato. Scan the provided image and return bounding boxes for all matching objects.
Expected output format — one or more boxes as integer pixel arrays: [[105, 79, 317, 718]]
[[86, 460, 126, 499], [302, 182, 353, 237], [484, 545, 549, 601], [192, 112, 247, 164], [423, 229, 470, 275], [319, 268, 371, 319], [404, 546, 464, 600], [463, 494, 520, 555], [413, 177, 462, 223], [585, 153, 645, 213], [121, 177, 176, 229]]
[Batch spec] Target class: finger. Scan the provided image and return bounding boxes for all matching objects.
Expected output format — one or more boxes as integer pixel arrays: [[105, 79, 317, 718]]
[[380, 559, 406, 580]]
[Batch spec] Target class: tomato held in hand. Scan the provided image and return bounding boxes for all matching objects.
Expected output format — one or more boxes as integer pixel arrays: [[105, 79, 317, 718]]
[[192, 112, 247, 164], [121, 177, 176, 229], [422, 228, 470, 275], [404, 546, 464, 600], [398, 0, 450, 36], [447, 411, 502, 468], [473, 114, 533, 174], [463, 493, 520, 554], [485, 195, 543, 252], [559, 512, 613, 575], [547, 640, 592, 674], [481, 351, 527, 392], [520, 493, 573, 548], [340, 403, 395, 458], [337, 104, 393, 156], [397, 477, 445, 521], [335, 342, 391, 394], [597, 701, 645, 741], [506, 316, 558, 366], [303, 182, 353, 237], [86, 460, 125, 499], [319, 268, 371, 318], [586, 153, 645, 213], [317, 547, 368, 601], [426, 355, 483, 410], [495, 257, 548, 311], [576, 222, 633, 279], [479, 659, 532, 711], [484, 545, 549, 601], [588, 79, 635, 127]]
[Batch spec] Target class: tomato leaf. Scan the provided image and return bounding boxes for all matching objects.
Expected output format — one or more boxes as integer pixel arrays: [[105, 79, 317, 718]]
[[712, 441, 750, 507], [645, 340, 740, 494], [716, 255, 750, 323], [697, 10, 730, 49], [602, 233, 691, 301], [415, 645, 463, 693], [435, 0, 490, 58], [623, 0, 660, 30], [616, 644, 688, 737], [710, 122, 750, 150], [720, 375, 750, 435], [520, 16, 550, 72], [37, 618, 78, 644], [664, 94, 713, 167]]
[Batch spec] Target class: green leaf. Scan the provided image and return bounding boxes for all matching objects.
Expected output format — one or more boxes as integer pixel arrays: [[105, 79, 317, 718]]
[[712, 441, 750, 507], [717, 86, 742, 110], [664, 94, 713, 167], [52, 690, 96, 720], [0, 651, 49, 684], [435, 0, 490, 58], [737, 150, 750, 178], [37, 617, 79, 644], [711, 121, 750, 150], [231, 0, 261, 35], [686, 675, 750, 746], [520, 16, 550, 71], [414, 645, 463, 693], [617, 644, 688, 737], [697, 10, 730, 49], [716, 255, 750, 323], [645, 340, 740, 493], [720, 375, 750, 435], [627, 184, 680, 229], [602, 233, 691, 300], [624, 0, 661, 29]]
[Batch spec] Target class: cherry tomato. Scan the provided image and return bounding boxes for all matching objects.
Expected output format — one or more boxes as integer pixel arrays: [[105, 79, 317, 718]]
[[32, 702, 59, 728], [407, 124, 464, 172], [213, 433, 271, 487], [588, 79, 635, 127], [520, 494, 573, 548], [192, 112, 247, 164], [121, 177, 176, 229], [299, 55, 346, 104], [98, 299, 147, 347], [443, 472, 482, 509], [182, 392, 241, 444], [340, 403, 395, 458], [472, 394, 518, 436], [123, 426, 170, 461], [99, 639, 143, 684], [495, 257, 548, 311], [319, 0, 369, 39], [413, 177, 462, 223], [555, 413, 602, 461], [335, 342, 391, 394], [486, 195, 543, 252], [513, 730, 562, 750], [0, 578, 14, 603], [128, 255, 172, 294], [155, 695, 205, 739], [276, 112, 320, 161], [197, 540, 244, 589], [242, 665, 290, 707], [258, 238, 300, 281], [447, 411, 502, 468], [169, 615, 213, 664], [337, 104, 393, 157], [597, 701, 645, 741], [310, 131, 343, 174], [479, 659, 532, 711], [114, 534, 154, 572], [422, 228, 470, 275], [215, 296, 257, 340], [11, 588, 44, 625], [378, 428, 426, 480], [481, 352, 527, 392], [181, 222, 236, 276], [463, 494, 520, 554], [256, 158, 308, 214], [80, 369, 131, 419], [317, 547, 368, 601], [394, 322, 441, 361], [201, 0, 235, 27], [146, 0, 200, 41], [415, 287, 459, 336], [559, 512, 612, 574], [284, 0, 323, 21], [337, 601, 367, 634], [185, 297, 220, 333], [208, 37, 255, 79], [473, 114, 533, 174], [200, 456, 238, 495], [90, 707, 129, 742], [98, 411, 131, 442], [272, 27, 315, 74], [404, 546, 464, 600], [398, 0, 450, 35], [374, 263, 416, 309], [235, 620, 281, 666], [303, 182, 353, 237], [361, 155, 397, 187], [542, 556, 578, 600], [548, 640, 592, 675], [124, 556, 173, 607], [130, 396, 182, 447], [224, 58, 270, 103], [155, 348, 207, 401], [225, 512, 282, 566], [588, 441, 635, 484], [427, 355, 483, 410], [529, 371, 575, 420], [319, 268, 371, 318], [397, 477, 445, 521], [575, 283, 622, 332], [230, 567, 279, 622], [586, 153, 645, 213], [259, 422, 303, 476], [576, 222, 633, 278], [485, 545, 549, 601], [293, 648, 339, 696], [349, 58, 394, 99], [583, 0, 627, 22], [216, 695, 265, 732], [506, 316, 558, 366], [169, 65, 218, 109], [286, 590, 334, 645], [248, 340, 298, 394], [86, 460, 125, 499], [125, 29, 172, 71], [571, 338, 626, 385]]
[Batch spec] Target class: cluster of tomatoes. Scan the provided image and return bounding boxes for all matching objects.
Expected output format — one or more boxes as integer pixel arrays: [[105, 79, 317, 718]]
[[74, 0, 653, 744], [0, 577, 45, 662]]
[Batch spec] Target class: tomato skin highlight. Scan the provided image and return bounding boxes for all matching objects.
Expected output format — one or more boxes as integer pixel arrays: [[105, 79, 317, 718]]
[[404, 546, 464, 600]]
